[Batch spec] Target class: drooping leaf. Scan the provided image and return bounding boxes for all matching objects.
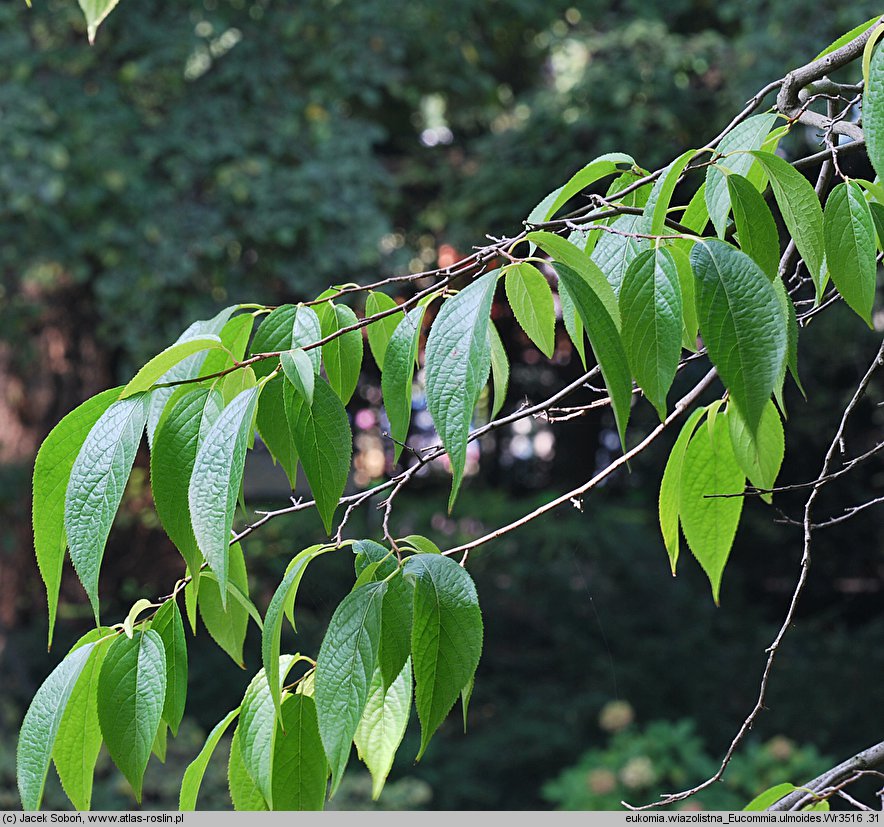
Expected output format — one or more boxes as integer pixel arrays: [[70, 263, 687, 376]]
[[353, 541, 413, 688], [558, 275, 587, 367], [487, 322, 509, 419], [865, 39, 884, 182], [380, 306, 426, 462], [65, 392, 151, 621], [77, 0, 121, 43], [33, 386, 121, 648], [403, 554, 483, 760], [17, 640, 96, 811], [97, 630, 167, 802], [527, 231, 620, 327], [318, 302, 363, 404], [658, 407, 706, 575], [618, 249, 683, 420], [691, 240, 787, 434], [255, 377, 299, 488], [151, 599, 188, 735], [749, 150, 826, 296], [727, 173, 780, 281], [642, 149, 697, 236], [553, 262, 632, 450], [285, 377, 352, 534], [271, 694, 329, 811], [281, 348, 316, 407], [315, 581, 387, 795], [727, 402, 784, 503], [262, 545, 335, 723], [228, 726, 268, 811], [823, 181, 877, 326], [179, 708, 240, 811], [705, 113, 777, 237], [365, 292, 404, 370], [504, 263, 556, 358], [120, 337, 224, 399], [354, 659, 412, 800], [461, 675, 474, 732], [591, 214, 650, 297], [151, 388, 223, 599], [668, 246, 699, 351], [250, 304, 322, 379], [189, 386, 260, 603], [424, 271, 497, 509], [679, 413, 746, 604], [237, 655, 300, 808], [52, 630, 113, 810], [146, 306, 236, 447], [193, 543, 251, 667]]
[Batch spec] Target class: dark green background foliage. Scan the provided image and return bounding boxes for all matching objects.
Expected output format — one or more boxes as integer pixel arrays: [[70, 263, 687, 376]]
[[2, 0, 883, 811]]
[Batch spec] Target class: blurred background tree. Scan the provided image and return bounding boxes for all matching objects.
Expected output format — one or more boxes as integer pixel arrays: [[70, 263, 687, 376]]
[[1, 0, 882, 810]]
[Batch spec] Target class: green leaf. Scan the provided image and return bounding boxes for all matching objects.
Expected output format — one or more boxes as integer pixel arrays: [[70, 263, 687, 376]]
[[315, 581, 387, 795], [487, 322, 509, 419], [353, 541, 413, 688], [642, 149, 697, 236], [743, 782, 798, 811], [425, 271, 497, 509], [354, 659, 412, 800], [803, 799, 830, 812], [705, 113, 777, 237], [151, 599, 188, 735], [285, 377, 352, 534], [194, 543, 251, 667], [542, 153, 634, 219], [659, 408, 706, 575], [365, 292, 404, 370], [749, 150, 825, 295], [33, 386, 121, 648], [727, 402, 784, 503], [52, 631, 113, 810], [179, 708, 240, 811], [691, 240, 787, 434], [221, 366, 257, 406], [668, 246, 698, 351], [461, 675, 474, 732], [97, 630, 167, 802], [120, 336, 224, 399], [319, 303, 363, 404], [262, 545, 335, 723], [199, 313, 255, 378], [679, 413, 746, 604], [18, 642, 97, 811], [527, 231, 620, 328], [189, 386, 260, 604], [823, 181, 877, 326], [151, 388, 223, 599], [403, 554, 483, 760], [618, 249, 682, 420], [870, 201, 884, 251], [250, 304, 322, 379], [815, 17, 879, 59], [400, 535, 442, 554], [862, 37, 884, 180], [281, 348, 316, 407], [558, 276, 587, 367], [237, 655, 300, 808], [553, 262, 632, 450], [256, 377, 299, 488], [727, 173, 780, 281], [272, 694, 329, 811], [381, 306, 426, 463], [65, 392, 150, 622], [152, 722, 168, 763], [146, 307, 236, 448], [77, 0, 121, 43], [504, 263, 555, 358], [228, 726, 268, 811]]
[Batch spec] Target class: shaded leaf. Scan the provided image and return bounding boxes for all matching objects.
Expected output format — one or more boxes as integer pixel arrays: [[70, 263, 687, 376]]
[[727, 173, 780, 280], [365, 292, 404, 370], [179, 708, 240, 811], [381, 307, 426, 462], [151, 599, 188, 735], [194, 543, 251, 667], [487, 322, 509, 419], [319, 303, 363, 404], [272, 694, 328, 811]]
